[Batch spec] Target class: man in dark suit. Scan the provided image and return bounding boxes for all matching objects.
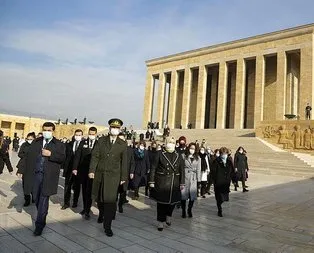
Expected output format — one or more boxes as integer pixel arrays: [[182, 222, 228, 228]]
[[117, 133, 135, 213], [89, 118, 127, 237], [23, 122, 66, 236], [61, 129, 83, 210], [72, 127, 97, 219]]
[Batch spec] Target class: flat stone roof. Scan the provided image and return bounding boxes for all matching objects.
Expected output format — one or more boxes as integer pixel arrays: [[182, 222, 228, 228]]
[[146, 23, 314, 66]]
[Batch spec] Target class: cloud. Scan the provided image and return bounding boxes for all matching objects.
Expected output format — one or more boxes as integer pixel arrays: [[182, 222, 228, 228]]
[[0, 0, 314, 127]]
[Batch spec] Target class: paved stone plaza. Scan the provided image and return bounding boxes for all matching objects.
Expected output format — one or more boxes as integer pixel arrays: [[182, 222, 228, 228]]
[[0, 152, 314, 253]]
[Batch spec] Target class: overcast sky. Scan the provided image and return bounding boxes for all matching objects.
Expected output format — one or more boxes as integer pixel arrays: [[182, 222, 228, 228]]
[[0, 0, 314, 127]]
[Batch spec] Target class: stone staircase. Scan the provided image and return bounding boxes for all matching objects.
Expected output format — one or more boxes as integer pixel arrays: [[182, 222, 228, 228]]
[[170, 129, 314, 178]]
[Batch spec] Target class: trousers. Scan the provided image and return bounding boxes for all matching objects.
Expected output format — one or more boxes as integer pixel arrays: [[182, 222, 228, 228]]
[[33, 173, 50, 230], [157, 203, 175, 222], [64, 173, 79, 206], [97, 202, 116, 230], [82, 176, 93, 213]]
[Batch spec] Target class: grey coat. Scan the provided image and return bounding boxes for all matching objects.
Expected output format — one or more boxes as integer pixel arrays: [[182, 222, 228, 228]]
[[181, 155, 201, 201]]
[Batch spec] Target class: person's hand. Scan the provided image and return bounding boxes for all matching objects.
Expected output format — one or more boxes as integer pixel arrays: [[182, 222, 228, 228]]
[[120, 181, 125, 185], [235, 168, 238, 172], [88, 173, 94, 179], [180, 185, 185, 191], [72, 170, 77, 176], [130, 173, 134, 179], [149, 183, 155, 188], [42, 149, 51, 157], [16, 173, 22, 179]]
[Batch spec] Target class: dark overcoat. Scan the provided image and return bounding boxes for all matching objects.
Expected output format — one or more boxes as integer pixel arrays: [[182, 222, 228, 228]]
[[89, 136, 127, 203], [124, 146, 135, 191], [73, 138, 97, 178], [62, 140, 77, 177], [23, 137, 66, 196], [131, 149, 150, 188], [234, 152, 249, 181], [16, 141, 32, 173], [149, 151, 185, 204]]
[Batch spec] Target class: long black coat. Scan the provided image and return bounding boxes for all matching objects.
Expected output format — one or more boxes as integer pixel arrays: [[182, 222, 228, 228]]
[[89, 136, 128, 203], [234, 152, 248, 181], [131, 149, 150, 188], [62, 140, 80, 177], [124, 146, 135, 191], [149, 151, 185, 204], [23, 137, 66, 196], [16, 141, 32, 173], [73, 138, 97, 178], [211, 157, 232, 194]]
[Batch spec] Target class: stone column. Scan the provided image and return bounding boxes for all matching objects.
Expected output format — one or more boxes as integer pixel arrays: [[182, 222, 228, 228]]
[[276, 51, 287, 120], [234, 58, 245, 129], [254, 55, 265, 127], [300, 45, 314, 119], [142, 72, 154, 128], [195, 65, 207, 129], [216, 62, 227, 129], [167, 70, 178, 129], [156, 73, 166, 127], [181, 67, 192, 129]]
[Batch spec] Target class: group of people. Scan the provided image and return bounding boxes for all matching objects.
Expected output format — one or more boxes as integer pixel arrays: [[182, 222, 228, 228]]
[[0, 118, 250, 238]]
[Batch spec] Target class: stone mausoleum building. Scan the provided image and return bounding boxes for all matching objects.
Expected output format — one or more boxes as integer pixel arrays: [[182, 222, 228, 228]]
[[143, 24, 314, 130]]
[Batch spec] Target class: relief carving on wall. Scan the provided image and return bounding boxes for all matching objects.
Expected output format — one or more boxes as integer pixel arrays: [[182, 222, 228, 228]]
[[263, 124, 314, 150]]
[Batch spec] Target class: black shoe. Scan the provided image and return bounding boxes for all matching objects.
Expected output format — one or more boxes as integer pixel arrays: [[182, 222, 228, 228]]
[[84, 213, 90, 220], [123, 199, 129, 204], [33, 228, 42, 236], [166, 221, 171, 226], [118, 205, 123, 213], [202, 195, 206, 199], [72, 203, 78, 208], [243, 188, 249, 192], [157, 227, 163, 231], [97, 216, 104, 223], [188, 209, 193, 218], [105, 229, 113, 237], [234, 187, 238, 191], [61, 204, 70, 210], [244, 185, 249, 188], [79, 210, 85, 215], [218, 211, 223, 217]]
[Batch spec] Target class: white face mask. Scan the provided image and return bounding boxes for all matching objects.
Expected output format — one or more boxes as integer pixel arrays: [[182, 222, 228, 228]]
[[221, 154, 228, 160], [139, 145, 145, 150], [110, 128, 120, 136], [43, 131, 53, 140], [216, 153, 220, 157], [189, 149, 195, 155], [27, 139, 33, 144], [74, 135, 82, 142], [239, 150, 243, 154], [89, 135, 96, 141], [157, 146, 162, 151], [166, 143, 176, 153], [200, 150, 205, 154]]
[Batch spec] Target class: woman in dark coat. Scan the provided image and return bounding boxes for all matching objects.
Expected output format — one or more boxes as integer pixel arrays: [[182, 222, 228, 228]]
[[130, 140, 150, 200], [211, 147, 232, 217], [149, 137, 185, 231], [16, 132, 36, 206], [234, 146, 249, 192]]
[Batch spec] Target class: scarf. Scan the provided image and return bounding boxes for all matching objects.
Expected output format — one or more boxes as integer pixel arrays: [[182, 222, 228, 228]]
[[199, 153, 208, 172], [135, 149, 145, 159]]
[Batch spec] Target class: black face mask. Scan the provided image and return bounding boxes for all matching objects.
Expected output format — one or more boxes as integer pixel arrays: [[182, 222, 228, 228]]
[[152, 147, 157, 151]]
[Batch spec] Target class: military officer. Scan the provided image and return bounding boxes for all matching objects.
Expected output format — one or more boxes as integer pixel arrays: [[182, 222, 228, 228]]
[[89, 118, 127, 237]]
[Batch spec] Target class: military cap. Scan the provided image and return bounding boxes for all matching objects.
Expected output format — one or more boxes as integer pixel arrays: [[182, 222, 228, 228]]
[[108, 118, 123, 127]]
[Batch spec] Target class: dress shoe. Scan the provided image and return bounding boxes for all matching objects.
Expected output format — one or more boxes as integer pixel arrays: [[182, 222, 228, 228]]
[[79, 210, 85, 215], [72, 203, 78, 208], [202, 195, 206, 199], [157, 222, 164, 231], [97, 216, 104, 223], [118, 205, 123, 213], [105, 229, 113, 237], [61, 204, 70, 210], [84, 213, 90, 220], [23, 200, 30, 207], [243, 188, 249, 192], [33, 228, 42, 236], [218, 211, 223, 217]]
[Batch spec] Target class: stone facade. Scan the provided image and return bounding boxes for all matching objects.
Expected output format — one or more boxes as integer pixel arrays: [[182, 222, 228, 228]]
[[143, 24, 314, 130], [0, 114, 107, 139]]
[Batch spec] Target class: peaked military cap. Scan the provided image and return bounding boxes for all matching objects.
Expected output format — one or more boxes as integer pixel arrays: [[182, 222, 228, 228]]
[[108, 118, 123, 127]]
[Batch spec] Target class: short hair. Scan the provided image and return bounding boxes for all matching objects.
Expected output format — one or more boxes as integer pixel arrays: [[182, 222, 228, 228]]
[[42, 122, 55, 131], [75, 129, 83, 134], [219, 147, 229, 154], [27, 132, 36, 138], [89, 127, 97, 133]]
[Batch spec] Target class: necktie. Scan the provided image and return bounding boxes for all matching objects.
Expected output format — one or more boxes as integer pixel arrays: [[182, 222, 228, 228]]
[[90, 140, 93, 149]]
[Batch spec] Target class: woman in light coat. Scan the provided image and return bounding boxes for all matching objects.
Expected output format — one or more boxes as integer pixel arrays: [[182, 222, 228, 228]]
[[181, 143, 201, 218]]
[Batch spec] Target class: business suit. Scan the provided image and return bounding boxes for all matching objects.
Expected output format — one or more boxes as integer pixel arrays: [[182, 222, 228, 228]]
[[89, 135, 127, 233], [62, 140, 81, 208], [23, 137, 66, 233], [72, 138, 96, 216]]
